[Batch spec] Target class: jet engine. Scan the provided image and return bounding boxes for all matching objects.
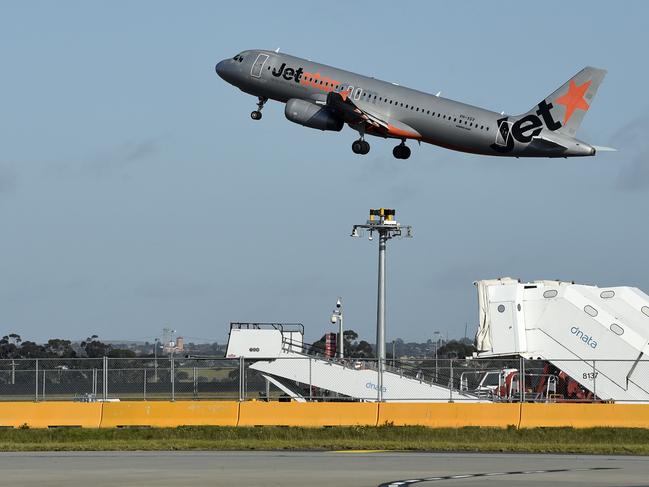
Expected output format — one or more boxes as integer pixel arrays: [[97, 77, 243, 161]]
[[284, 99, 343, 132]]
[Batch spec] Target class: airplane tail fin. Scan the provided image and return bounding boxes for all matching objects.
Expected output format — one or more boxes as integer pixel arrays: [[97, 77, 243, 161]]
[[521, 67, 607, 137]]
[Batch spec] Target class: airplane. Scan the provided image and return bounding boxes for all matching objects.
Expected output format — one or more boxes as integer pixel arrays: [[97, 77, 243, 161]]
[[215, 50, 611, 159]]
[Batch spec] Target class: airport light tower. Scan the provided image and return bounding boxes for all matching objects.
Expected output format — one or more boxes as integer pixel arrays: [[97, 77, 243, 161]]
[[351, 208, 412, 401]]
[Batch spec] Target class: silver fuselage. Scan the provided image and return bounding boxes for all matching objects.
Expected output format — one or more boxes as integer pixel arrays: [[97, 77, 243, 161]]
[[216, 50, 596, 158]]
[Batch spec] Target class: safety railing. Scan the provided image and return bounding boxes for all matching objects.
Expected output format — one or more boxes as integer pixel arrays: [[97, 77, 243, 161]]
[[0, 357, 647, 403]]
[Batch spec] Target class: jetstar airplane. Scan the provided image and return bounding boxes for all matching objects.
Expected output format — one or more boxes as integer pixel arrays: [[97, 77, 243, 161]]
[[215, 50, 611, 159]]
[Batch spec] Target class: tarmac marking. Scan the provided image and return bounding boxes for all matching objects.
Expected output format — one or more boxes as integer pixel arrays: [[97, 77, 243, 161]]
[[379, 467, 617, 486], [333, 450, 389, 454]]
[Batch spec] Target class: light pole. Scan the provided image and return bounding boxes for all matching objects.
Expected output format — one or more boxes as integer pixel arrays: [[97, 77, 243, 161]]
[[331, 297, 344, 359], [352, 208, 412, 401], [433, 331, 441, 382]]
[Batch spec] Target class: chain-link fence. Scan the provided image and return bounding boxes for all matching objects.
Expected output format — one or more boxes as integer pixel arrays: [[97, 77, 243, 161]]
[[0, 357, 646, 402]]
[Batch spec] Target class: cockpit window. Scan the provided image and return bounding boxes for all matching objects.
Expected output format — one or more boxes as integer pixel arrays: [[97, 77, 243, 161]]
[[232, 54, 245, 62]]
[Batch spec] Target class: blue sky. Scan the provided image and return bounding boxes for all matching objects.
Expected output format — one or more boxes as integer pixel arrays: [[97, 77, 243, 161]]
[[1, 1, 648, 345]]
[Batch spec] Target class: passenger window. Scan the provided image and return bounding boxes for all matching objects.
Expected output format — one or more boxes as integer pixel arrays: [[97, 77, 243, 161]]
[[610, 323, 624, 336]]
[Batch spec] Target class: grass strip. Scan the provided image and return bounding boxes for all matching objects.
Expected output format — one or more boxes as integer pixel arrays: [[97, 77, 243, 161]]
[[0, 426, 647, 455]]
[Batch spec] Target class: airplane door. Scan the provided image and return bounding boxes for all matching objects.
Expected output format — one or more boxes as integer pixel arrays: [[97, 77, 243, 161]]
[[489, 301, 517, 353], [494, 120, 513, 147], [250, 54, 269, 78]]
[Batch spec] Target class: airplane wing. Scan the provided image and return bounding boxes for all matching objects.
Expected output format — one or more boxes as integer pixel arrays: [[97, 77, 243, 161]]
[[326, 91, 421, 140]]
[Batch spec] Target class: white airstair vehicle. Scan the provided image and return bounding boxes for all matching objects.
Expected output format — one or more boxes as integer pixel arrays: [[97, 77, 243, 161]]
[[225, 323, 478, 402], [475, 278, 649, 403]]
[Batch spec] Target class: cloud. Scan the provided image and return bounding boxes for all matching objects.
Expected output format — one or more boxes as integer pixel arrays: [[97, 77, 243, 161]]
[[614, 113, 649, 191], [84, 137, 162, 176], [42, 137, 163, 179]]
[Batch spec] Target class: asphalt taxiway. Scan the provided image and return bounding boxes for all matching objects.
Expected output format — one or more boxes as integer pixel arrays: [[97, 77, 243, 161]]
[[0, 451, 647, 487]]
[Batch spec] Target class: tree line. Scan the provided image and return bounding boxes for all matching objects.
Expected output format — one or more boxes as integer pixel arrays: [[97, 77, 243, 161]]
[[0, 334, 135, 359]]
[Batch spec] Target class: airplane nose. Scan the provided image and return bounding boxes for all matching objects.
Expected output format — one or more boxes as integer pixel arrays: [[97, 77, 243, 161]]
[[215, 60, 229, 80], [215, 60, 224, 77]]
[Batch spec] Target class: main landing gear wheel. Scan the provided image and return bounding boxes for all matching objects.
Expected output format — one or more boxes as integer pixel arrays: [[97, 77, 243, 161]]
[[251, 96, 267, 121], [393, 143, 411, 160], [352, 140, 370, 155]]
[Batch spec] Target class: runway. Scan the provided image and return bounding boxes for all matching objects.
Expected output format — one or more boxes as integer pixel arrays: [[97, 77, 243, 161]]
[[0, 451, 647, 487]]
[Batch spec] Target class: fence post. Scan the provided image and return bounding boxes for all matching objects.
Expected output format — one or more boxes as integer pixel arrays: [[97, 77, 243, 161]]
[[102, 356, 108, 401], [35, 359, 39, 402], [308, 357, 313, 402], [593, 360, 597, 400], [449, 359, 454, 403], [193, 366, 197, 400], [519, 356, 525, 403], [171, 355, 175, 402], [143, 368, 147, 401], [238, 356, 244, 402]]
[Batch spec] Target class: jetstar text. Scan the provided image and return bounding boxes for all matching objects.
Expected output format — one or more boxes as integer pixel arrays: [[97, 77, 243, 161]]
[[491, 100, 562, 153]]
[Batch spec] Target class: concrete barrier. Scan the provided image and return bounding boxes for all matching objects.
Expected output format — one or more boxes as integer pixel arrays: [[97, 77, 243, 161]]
[[520, 403, 649, 429], [4, 401, 649, 429], [238, 401, 379, 427], [100, 401, 239, 428], [0, 402, 102, 428], [378, 403, 521, 428]]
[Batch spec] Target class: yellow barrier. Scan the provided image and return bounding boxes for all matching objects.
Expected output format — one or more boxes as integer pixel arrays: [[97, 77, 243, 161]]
[[4, 401, 649, 429], [378, 403, 521, 428], [0, 402, 102, 428], [238, 401, 379, 427], [100, 401, 239, 428], [520, 403, 649, 429]]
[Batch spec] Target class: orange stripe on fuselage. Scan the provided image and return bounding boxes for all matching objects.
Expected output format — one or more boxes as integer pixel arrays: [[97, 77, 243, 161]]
[[386, 124, 421, 140], [300, 71, 340, 93]]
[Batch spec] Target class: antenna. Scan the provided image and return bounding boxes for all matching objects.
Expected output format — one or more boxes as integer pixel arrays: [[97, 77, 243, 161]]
[[274, 47, 280, 53]]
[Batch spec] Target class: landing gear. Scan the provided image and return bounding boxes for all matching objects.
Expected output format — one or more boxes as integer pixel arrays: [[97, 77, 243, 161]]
[[250, 96, 267, 120], [393, 142, 411, 160], [352, 139, 370, 155]]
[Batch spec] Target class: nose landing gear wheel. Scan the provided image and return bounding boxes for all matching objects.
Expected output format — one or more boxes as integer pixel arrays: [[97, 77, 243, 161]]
[[352, 140, 370, 155], [251, 96, 267, 121], [393, 143, 411, 159]]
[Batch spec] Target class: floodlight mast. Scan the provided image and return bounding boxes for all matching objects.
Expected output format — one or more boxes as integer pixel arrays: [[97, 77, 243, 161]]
[[351, 208, 412, 402]]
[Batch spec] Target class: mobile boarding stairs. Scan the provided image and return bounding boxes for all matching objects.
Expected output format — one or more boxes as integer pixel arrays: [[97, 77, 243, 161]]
[[225, 323, 478, 402], [475, 278, 649, 403]]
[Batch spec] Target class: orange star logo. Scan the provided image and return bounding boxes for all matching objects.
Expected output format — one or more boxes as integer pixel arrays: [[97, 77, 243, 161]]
[[555, 79, 592, 124]]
